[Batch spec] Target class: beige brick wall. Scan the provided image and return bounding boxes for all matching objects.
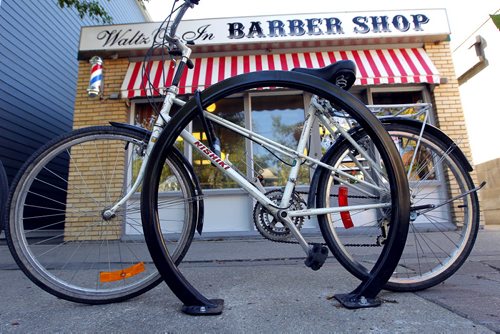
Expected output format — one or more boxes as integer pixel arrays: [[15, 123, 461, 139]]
[[425, 41, 483, 225], [65, 58, 131, 241], [425, 41, 474, 163], [73, 58, 130, 128]]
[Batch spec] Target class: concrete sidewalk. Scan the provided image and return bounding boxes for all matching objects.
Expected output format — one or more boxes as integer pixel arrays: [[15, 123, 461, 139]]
[[0, 229, 499, 333]]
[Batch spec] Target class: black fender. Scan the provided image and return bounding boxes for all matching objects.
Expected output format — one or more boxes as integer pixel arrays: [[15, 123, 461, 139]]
[[110, 122, 205, 235], [141, 70, 410, 308], [307, 117, 473, 209]]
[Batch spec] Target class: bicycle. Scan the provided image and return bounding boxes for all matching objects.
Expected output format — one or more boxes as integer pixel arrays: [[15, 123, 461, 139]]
[[5, 0, 480, 310]]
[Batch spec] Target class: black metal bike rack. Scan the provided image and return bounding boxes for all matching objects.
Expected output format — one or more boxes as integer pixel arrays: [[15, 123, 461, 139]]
[[141, 70, 409, 315]]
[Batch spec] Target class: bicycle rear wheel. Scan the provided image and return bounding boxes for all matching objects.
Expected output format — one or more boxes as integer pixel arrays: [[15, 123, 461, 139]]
[[6, 126, 197, 304], [318, 121, 479, 291]]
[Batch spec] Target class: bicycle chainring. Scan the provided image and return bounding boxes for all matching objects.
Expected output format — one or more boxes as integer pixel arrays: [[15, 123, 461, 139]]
[[253, 189, 305, 242]]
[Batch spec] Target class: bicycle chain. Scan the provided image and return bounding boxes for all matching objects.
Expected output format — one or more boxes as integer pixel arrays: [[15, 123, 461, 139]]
[[253, 190, 381, 247]]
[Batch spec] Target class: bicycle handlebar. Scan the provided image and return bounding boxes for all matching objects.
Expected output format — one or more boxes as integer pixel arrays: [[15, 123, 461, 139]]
[[168, 0, 199, 39]]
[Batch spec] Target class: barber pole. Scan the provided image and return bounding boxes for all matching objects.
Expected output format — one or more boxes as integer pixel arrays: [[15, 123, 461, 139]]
[[87, 56, 103, 97]]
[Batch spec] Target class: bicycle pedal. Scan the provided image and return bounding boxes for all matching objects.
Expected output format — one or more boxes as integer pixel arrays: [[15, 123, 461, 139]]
[[304, 243, 328, 271]]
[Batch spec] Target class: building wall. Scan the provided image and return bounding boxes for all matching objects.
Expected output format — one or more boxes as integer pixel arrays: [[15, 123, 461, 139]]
[[0, 0, 147, 183], [424, 41, 483, 225], [65, 59, 130, 239], [73, 59, 130, 128], [425, 41, 474, 164], [70, 39, 481, 235], [476, 158, 500, 225]]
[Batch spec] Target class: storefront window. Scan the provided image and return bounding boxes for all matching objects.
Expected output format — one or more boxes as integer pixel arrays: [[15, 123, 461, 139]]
[[192, 97, 246, 189], [371, 90, 426, 119], [372, 90, 423, 105], [251, 94, 308, 187]]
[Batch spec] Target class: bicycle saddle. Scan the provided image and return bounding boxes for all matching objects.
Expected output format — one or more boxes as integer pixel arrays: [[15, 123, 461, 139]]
[[291, 60, 356, 91]]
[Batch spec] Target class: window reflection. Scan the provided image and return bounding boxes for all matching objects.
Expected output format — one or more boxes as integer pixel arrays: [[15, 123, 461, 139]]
[[251, 95, 308, 186], [132, 102, 184, 190], [192, 97, 246, 189]]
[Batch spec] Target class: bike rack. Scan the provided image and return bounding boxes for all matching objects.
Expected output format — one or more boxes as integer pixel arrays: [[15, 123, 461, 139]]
[[141, 70, 410, 315]]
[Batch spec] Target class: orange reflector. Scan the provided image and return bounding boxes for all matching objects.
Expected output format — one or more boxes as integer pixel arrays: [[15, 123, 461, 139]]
[[338, 186, 354, 229], [99, 262, 145, 283]]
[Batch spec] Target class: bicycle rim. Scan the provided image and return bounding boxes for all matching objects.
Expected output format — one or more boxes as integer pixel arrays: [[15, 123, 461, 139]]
[[385, 123, 479, 291], [317, 128, 404, 279], [6, 126, 195, 304], [319, 123, 479, 291]]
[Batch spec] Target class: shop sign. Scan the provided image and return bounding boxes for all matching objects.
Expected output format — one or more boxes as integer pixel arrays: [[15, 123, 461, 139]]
[[79, 9, 449, 53]]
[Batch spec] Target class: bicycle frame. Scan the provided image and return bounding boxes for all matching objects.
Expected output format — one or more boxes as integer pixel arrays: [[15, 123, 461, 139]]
[[107, 88, 392, 251]]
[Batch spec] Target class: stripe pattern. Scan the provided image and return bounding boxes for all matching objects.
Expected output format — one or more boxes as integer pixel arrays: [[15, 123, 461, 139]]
[[121, 48, 440, 98]]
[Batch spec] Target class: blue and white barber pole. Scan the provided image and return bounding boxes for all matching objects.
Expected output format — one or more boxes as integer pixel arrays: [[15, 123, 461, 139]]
[[87, 56, 103, 98]]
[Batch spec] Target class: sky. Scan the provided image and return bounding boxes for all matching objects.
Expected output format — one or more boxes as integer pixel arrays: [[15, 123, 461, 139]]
[[144, 0, 500, 164]]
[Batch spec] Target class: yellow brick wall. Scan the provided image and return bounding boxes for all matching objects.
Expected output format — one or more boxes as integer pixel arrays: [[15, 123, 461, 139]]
[[425, 41, 484, 225], [65, 58, 131, 240], [425, 41, 473, 162], [73, 58, 130, 128]]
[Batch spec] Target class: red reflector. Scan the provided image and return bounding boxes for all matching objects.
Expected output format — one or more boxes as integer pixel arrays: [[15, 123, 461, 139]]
[[338, 186, 354, 229]]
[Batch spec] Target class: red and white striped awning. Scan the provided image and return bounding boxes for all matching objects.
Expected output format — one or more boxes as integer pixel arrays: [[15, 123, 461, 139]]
[[121, 48, 440, 98]]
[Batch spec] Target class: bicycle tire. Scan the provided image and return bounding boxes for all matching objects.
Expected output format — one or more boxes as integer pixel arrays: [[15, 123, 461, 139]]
[[1, 160, 8, 234], [318, 120, 479, 291], [5, 125, 197, 304], [141, 70, 410, 305]]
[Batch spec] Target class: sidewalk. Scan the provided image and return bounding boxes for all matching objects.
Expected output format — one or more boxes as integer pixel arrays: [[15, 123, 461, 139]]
[[0, 229, 499, 333]]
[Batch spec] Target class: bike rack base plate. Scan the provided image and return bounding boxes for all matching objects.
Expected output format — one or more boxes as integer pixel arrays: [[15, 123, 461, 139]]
[[181, 299, 224, 316], [334, 293, 381, 309]]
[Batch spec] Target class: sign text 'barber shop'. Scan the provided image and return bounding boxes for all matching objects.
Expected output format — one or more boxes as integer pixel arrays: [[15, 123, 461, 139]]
[[227, 14, 430, 39], [79, 9, 450, 54]]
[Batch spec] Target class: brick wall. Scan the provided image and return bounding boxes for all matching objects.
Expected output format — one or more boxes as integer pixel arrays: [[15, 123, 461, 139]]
[[73, 58, 130, 128], [65, 58, 131, 240], [425, 41, 474, 162], [425, 41, 484, 225]]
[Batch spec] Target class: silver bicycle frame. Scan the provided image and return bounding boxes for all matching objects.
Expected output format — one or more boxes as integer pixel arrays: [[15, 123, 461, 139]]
[[104, 4, 393, 252]]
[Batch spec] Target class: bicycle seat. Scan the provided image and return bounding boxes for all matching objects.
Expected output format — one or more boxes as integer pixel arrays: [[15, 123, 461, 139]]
[[291, 60, 357, 91]]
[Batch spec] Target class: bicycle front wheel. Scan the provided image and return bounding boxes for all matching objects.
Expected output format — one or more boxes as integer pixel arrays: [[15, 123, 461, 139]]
[[1, 160, 8, 234], [6, 126, 196, 304], [318, 121, 479, 291]]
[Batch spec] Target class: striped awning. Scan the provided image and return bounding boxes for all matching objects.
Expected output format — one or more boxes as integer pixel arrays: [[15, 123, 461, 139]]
[[121, 48, 440, 98]]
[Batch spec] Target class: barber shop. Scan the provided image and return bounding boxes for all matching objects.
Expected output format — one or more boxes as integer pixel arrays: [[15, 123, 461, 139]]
[[74, 8, 473, 235]]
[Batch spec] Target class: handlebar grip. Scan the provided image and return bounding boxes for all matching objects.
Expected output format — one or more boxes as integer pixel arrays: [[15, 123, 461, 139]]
[[167, 51, 194, 69], [189, 0, 200, 4]]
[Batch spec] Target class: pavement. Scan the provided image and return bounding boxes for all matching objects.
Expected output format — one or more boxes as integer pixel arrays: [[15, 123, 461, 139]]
[[0, 228, 499, 333]]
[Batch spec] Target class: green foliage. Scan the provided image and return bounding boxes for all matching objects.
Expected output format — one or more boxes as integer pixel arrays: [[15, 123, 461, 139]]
[[56, 0, 149, 24], [57, 0, 113, 23], [491, 14, 500, 30]]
